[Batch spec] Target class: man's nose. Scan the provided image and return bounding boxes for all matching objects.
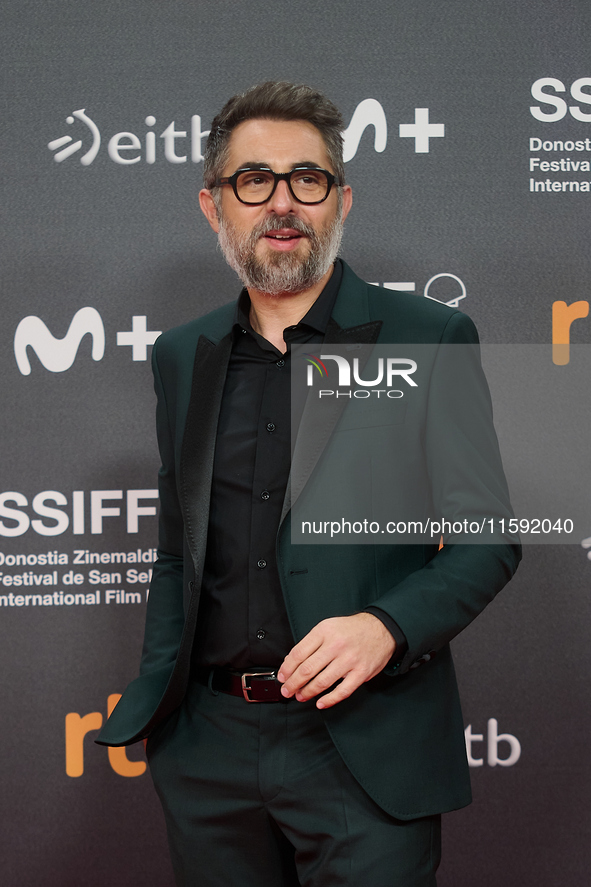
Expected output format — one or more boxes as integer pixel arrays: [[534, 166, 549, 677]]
[[266, 178, 298, 215]]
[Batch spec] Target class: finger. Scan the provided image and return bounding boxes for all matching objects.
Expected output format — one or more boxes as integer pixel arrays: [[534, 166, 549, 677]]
[[278, 631, 323, 682], [281, 647, 335, 697], [316, 672, 362, 709], [294, 660, 347, 702]]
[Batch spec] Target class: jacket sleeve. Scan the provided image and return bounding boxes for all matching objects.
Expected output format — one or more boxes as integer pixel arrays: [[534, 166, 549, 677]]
[[368, 311, 522, 675], [139, 338, 186, 678]]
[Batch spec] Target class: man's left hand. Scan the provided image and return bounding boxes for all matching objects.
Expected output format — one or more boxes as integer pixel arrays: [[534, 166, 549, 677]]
[[277, 613, 396, 709]]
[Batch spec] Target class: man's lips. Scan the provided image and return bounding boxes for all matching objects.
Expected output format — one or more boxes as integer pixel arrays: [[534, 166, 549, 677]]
[[262, 228, 306, 251]]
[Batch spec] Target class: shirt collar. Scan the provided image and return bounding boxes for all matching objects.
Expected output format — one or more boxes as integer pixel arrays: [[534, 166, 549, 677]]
[[234, 259, 343, 338]]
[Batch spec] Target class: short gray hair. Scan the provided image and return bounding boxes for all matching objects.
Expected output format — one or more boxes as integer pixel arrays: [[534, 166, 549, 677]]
[[203, 81, 345, 192]]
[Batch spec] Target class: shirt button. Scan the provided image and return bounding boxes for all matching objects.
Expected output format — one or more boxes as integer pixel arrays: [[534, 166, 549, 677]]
[[257, 559, 267, 569], [276, 359, 285, 368], [266, 422, 276, 433], [261, 490, 270, 500], [256, 628, 266, 640]]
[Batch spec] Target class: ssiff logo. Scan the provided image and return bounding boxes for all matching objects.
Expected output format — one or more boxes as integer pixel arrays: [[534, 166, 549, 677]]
[[530, 78, 591, 122]]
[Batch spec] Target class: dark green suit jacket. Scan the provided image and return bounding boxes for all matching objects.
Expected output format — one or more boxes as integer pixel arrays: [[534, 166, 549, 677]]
[[97, 261, 520, 819]]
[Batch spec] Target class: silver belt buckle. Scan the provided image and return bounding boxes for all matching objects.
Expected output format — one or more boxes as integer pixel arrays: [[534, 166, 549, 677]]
[[241, 670, 277, 702]]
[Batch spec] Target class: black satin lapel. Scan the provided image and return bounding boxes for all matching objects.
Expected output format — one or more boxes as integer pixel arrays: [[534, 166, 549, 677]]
[[180, 332, 233, 582], [280, 319, 382, 525], [148, 332, 232, 723]]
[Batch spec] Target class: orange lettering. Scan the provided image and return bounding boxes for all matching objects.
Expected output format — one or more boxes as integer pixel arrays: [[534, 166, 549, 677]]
[[552, 300, 589, 364], [65, 711, 103, 777], [106, 694, 147, 777]]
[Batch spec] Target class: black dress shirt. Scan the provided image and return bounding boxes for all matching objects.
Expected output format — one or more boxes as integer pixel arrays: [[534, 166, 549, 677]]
[[193, 260, 407, 669]]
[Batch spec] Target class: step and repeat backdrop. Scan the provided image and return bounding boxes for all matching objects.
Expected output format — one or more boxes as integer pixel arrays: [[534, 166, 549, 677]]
[[2, 1, 590, 884]]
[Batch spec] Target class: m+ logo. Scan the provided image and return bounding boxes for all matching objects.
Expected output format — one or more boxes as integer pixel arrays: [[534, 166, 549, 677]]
[[399, 108, 445, 153]]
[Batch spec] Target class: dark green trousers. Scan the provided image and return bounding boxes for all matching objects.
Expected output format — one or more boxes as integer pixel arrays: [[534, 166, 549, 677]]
[[147, 678, 441, 887]]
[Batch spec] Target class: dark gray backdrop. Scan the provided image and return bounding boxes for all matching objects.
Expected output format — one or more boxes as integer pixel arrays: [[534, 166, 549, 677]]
[[2, 1, 590, 884]]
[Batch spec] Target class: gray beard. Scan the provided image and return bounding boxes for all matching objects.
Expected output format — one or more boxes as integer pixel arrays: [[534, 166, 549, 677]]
[[216, 205, 344, 296]]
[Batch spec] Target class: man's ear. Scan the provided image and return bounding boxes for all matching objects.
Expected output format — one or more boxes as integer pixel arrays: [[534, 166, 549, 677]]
[[341, 185, 353, 224], [199, 189, 220, 233]]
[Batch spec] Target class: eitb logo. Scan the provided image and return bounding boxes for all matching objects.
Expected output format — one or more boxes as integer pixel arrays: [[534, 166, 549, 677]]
[[48, 108, 210, 166]]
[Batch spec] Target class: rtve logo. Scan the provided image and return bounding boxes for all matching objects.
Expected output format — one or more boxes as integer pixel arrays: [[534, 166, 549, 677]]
[[14, 309, 160, 375], [551, 299, 590, 364], [65, 694, 146, 778], [48, 100, 446, 167]]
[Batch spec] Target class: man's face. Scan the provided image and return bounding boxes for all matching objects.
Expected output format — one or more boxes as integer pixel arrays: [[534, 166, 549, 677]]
[[199, 119, 352, 295]]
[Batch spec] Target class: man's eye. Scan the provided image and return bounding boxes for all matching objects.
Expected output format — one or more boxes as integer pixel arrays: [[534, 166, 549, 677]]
[[239, 172, 272, 188], [293, 171, 325, 187]]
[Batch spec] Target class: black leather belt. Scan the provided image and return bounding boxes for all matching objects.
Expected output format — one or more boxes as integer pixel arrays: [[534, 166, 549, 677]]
[[195, 666, 289, 702]]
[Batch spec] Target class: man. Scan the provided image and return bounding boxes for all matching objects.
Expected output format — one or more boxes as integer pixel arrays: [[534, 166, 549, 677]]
[[98, 81, 520, 886]]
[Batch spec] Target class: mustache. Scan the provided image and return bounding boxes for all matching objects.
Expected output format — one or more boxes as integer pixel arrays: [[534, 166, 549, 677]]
[[251, 215, 316, 239]]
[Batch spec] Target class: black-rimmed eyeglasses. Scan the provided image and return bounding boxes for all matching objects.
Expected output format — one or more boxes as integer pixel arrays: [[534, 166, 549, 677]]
[[213, 167, 340, 205]]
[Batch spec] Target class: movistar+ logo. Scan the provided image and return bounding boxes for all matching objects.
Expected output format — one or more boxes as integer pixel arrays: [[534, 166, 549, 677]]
[[14, 309, 160, 375]]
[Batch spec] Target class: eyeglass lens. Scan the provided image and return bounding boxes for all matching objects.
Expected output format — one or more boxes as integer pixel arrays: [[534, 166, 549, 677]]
[[236, 169, 330, 203]]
